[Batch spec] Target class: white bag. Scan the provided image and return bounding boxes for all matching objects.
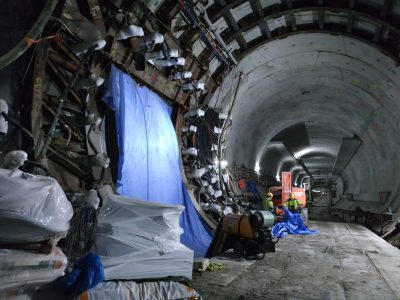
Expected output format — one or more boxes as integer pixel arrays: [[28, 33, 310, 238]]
[[0, 168, 73, 243]]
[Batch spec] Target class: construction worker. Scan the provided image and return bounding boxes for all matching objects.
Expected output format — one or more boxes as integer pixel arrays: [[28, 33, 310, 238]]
[[285, 192, 301, 213], [263, 191, 274, 211]]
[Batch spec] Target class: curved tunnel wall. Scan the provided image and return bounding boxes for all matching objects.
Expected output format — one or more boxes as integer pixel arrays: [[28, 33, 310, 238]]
[[209, 33, 400, 212]]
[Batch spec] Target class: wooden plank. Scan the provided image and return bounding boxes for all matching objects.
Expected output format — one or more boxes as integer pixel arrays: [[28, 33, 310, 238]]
[[43, 93, 83, 115], [46, 59, 82, 105], [87, 0, 107, 34], [56, 42, 81, 66], [31, 40, 50, 159], [111, 40, 187, 104], [48, 51, 88, 76], [51, 138, 86, 153], [42, 101, 84, 142], [48, 147, 94, 182]]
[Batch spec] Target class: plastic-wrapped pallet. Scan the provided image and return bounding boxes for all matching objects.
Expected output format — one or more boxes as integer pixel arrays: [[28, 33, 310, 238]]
[[0, 247, 68, 291], [76, 281, 200, 300], [93, 194, 194, 281], [0, 168, 73, 243]]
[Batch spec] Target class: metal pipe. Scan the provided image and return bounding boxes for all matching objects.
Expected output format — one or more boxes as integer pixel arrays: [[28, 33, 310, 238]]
[[196, 4, 238, 65], [0, 0, 58, 70]]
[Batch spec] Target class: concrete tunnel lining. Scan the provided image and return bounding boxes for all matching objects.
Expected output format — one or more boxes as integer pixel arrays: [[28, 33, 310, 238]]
[[208, 33, 400, 211]]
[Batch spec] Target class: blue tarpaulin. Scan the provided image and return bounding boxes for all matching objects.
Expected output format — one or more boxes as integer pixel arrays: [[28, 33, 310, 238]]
[[272, 207, 318, 238], [55, 252, 104, 294], [102, 65, 212, 257]]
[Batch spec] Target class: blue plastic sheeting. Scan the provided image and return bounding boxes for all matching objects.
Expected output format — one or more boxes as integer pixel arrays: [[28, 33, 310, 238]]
[[102, 65, 212, 257], [272, 207, 318, 238], [55, 252, 104, 295]]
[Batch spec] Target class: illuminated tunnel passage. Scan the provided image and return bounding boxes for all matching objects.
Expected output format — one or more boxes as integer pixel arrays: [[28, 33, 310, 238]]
[[207, 33, 400, 229]]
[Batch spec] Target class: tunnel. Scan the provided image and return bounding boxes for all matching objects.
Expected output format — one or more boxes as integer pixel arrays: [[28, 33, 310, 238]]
[[203, 0, 400, 219], [1, 0, 400, 298], [209, 32, 400, 211]]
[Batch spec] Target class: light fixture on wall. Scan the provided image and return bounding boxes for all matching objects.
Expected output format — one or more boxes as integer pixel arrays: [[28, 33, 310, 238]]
[[214, 159, 228, 168]]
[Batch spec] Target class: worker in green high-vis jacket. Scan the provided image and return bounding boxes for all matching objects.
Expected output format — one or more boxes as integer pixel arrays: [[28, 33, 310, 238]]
[[263, 191, 274, 211], [285, 192, 301, 213]]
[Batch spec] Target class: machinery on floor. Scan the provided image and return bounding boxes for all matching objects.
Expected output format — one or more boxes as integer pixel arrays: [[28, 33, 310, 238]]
[[205, 210, 276, 259]]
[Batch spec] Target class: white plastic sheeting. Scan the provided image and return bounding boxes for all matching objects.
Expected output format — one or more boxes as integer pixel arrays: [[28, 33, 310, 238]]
[[0, 247, 67, 291], [94, 194, 194, 281], [0, 168, 73, 243], [76, 281, 200, 300]]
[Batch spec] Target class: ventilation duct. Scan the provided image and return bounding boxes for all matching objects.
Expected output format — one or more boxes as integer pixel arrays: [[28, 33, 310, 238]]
[[332, 135, 363, 175]]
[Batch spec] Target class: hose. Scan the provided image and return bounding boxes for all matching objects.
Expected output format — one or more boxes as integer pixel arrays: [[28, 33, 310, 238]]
[[0, 0, 58, 70], [23, 159, 50, 175], [272, 229, 288, 245], [87, 124, 99, 154]]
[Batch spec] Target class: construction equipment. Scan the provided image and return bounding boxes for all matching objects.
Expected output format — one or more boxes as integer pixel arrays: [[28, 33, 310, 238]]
[[269, 171, 307, 221], [205, 210, 276, 259]]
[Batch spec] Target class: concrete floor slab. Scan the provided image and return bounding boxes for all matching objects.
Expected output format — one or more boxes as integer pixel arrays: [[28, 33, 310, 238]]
[[197, 254, 256, 287], [192, 221, 400, 300], [368, 253, 400, 298]]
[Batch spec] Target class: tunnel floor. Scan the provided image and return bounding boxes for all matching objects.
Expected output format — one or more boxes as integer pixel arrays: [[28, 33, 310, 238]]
[[192, 222, 400, 300]]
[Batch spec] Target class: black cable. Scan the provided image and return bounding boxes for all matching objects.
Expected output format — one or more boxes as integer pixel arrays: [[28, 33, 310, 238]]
[[272, 229, 288, 245], [23, 160, 50, 175], [87, 124, 99, 154]]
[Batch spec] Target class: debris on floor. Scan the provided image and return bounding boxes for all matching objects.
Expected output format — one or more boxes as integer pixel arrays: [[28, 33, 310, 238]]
[[193, 252, 257, 288], [193, 258, 210, 272], [207, 262, 225, 271]]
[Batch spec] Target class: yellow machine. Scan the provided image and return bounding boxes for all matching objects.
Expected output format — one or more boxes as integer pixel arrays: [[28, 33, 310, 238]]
[[206, 210, 276, 258]]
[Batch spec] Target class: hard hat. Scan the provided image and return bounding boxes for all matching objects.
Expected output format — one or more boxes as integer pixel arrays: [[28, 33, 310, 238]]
[[289, 193, 295, 199], [267, 192, 273, 198]]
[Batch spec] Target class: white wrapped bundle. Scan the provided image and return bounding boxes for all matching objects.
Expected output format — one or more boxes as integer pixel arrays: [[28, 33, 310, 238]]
[[0, 247, 67, 291], [76, 281, 200, 300], [0, 168, 73, 243], [94, 194, 194, 281]]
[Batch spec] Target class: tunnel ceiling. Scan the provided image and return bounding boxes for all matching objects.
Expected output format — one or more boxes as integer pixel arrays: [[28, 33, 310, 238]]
[[203, 0, 400, 206]]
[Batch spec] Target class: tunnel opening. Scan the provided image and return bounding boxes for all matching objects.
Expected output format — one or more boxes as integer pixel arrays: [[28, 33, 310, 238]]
[[206, 31, 400, 235]]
